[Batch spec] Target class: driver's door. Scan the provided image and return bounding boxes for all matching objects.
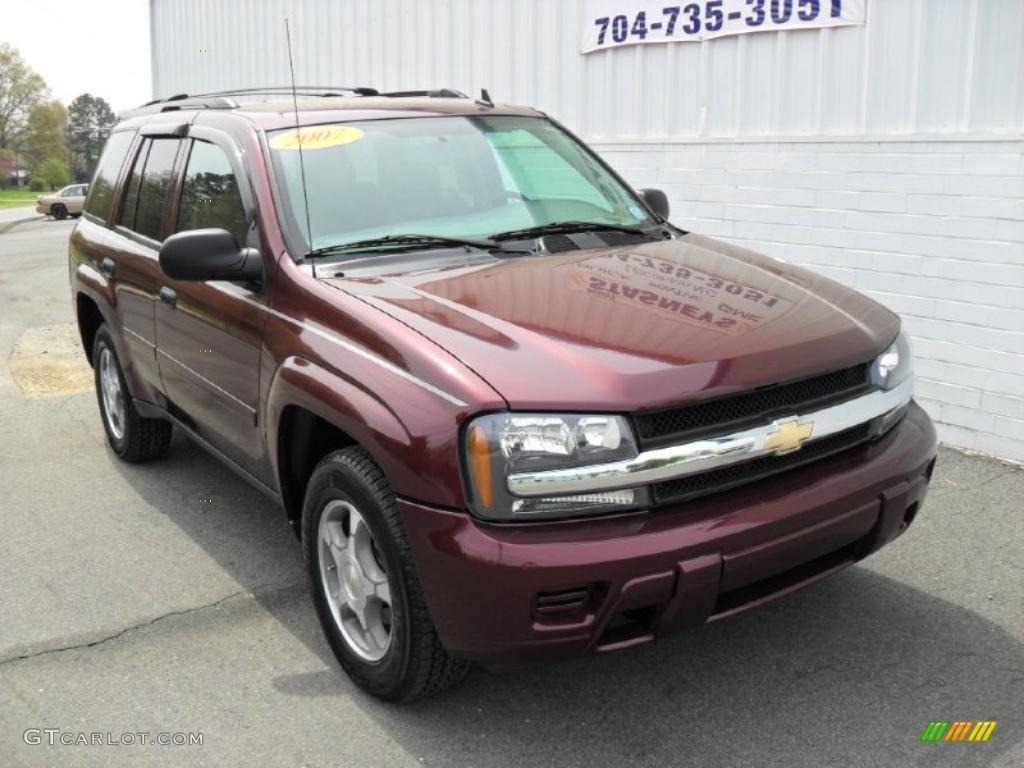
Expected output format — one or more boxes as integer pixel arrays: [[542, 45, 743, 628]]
[[154, 129, 270, 478]]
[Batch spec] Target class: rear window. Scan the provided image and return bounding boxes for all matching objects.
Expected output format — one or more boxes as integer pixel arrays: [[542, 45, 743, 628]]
[[133, 139, 181, 241], [84, 131, 136, 220], [118, 139, 150, 230]]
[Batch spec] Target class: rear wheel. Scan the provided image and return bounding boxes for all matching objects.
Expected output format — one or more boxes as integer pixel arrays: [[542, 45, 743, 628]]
[[51, 203, 68, 220], [92, 325, 172, 462], [303, 447, 469, 701]]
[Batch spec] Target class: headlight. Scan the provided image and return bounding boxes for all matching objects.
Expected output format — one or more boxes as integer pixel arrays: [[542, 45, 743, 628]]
[[463, 413, 649, 521], [870, 331, 913, 390]]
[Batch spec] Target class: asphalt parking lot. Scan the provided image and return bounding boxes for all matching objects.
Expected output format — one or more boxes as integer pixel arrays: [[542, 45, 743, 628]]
[[1, 215, 1022, 768]]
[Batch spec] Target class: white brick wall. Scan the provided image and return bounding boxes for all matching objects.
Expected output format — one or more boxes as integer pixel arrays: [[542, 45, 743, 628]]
[[596, 139, 1024, 463]]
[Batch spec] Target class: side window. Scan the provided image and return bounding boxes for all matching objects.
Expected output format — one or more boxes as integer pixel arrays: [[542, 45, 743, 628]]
[[133, 139, 181, 241], [176, 140, 248, 246], [119, 139, 150, 230], [84, 131, 135, 220]]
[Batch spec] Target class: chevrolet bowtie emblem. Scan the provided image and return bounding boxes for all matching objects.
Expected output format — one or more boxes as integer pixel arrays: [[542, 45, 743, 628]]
[[763, 418, 815, 454]]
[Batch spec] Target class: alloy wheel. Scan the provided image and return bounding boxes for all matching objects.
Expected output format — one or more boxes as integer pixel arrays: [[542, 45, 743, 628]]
[[318, 499, 393, 662], [98, 346, 125, 441]]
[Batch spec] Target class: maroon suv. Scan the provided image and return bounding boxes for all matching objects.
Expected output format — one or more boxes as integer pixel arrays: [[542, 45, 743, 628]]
[[70, 88, 936, 701]]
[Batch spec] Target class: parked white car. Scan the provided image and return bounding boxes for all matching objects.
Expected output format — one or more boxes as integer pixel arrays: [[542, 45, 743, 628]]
[[36, 184, 89, 219]]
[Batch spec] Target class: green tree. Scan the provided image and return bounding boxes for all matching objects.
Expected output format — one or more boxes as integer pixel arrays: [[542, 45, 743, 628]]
[[0, 147, 15, 187], [68, 93, 115, 182], [38, 157, 69, 189], [0, 44, 48, 150], [22, 100, 68, 174]]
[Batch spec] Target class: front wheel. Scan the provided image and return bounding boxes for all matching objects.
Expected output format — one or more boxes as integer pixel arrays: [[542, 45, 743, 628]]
[[52, 203, 68, 220], [303, 447, 469, 702], [92, 325, 172, 462]]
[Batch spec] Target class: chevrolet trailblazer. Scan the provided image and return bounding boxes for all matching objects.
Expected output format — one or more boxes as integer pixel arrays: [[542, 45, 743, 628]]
[[70, 87, 936, 701]]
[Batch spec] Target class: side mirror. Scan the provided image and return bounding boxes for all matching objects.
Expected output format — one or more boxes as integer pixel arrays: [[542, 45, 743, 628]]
[[639, 188, 670, 220], [159, 228, 262, 283]]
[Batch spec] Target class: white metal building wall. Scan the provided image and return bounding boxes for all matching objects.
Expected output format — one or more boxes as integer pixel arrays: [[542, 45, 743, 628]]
[[150, 0, 1024, 461], [151, 0, 1024, 138]]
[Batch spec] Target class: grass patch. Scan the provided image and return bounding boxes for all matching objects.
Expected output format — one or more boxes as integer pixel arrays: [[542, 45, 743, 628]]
[[0, 188, 42, 209]]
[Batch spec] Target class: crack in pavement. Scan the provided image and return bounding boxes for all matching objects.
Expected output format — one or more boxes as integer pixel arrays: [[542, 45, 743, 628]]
[[0, 582, 305, 667], [932, 466, 1021, 494]]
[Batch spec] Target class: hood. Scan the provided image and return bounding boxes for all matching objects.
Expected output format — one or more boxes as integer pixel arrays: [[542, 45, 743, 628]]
[[324, 233, 899, 411]]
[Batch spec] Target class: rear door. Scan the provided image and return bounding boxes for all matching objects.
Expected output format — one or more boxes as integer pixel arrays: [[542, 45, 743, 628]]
[[76, 128, 167, 402], [107, 129, 185, 402], [153, 127, 269, 478]]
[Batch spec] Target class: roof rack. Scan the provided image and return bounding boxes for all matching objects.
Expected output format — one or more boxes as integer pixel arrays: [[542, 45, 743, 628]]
[[120, 93, 240, 118], [121, 86, 471, 118], [189, 86, 469, 100], [194, 85, 382, 98], [378, 89, 468, 98]]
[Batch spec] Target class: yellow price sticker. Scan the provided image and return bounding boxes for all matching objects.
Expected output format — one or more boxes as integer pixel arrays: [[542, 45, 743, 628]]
[[270, 124, 365, 150]]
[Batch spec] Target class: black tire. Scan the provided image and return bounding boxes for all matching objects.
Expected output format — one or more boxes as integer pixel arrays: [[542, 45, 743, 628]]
[[303, 447, 469, 702], [92, 325, 172, 462], [52, 203, 68, 220]]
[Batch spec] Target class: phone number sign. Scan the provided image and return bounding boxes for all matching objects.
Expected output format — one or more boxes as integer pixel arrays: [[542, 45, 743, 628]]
[[582, 0, 865, 53]]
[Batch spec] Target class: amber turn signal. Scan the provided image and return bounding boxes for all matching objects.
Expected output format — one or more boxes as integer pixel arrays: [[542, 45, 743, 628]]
[[467, 424, 494, 509]]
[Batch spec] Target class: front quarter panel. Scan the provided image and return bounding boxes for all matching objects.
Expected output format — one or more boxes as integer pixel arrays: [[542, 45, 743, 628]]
[[265, 355, 449, 504], [263, 263, 506, 509]]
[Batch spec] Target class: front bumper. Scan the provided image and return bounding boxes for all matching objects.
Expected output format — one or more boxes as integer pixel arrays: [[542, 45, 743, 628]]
[[36, 202, 49, 214], [401, 401, 937, 661]]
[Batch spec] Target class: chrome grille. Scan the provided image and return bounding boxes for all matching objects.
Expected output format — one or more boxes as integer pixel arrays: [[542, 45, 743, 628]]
[[634, 363, 871, 448], [652, 423, 873, 506]]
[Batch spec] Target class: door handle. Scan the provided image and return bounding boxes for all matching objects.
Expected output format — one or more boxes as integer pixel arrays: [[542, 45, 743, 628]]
[[160, 286, 177, 309], [100, 257, 116, 278]]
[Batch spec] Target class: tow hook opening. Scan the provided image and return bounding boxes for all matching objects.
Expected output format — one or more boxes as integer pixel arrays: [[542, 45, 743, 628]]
[[900, 501, 920, 531]]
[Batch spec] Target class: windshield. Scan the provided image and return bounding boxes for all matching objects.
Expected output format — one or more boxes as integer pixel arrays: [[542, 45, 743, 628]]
[[267, 115, 653, 253]]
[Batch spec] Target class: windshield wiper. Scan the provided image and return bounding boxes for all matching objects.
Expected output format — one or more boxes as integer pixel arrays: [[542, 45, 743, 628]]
[[489, 220, 652, 241], [308, 233, 499, 258]]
